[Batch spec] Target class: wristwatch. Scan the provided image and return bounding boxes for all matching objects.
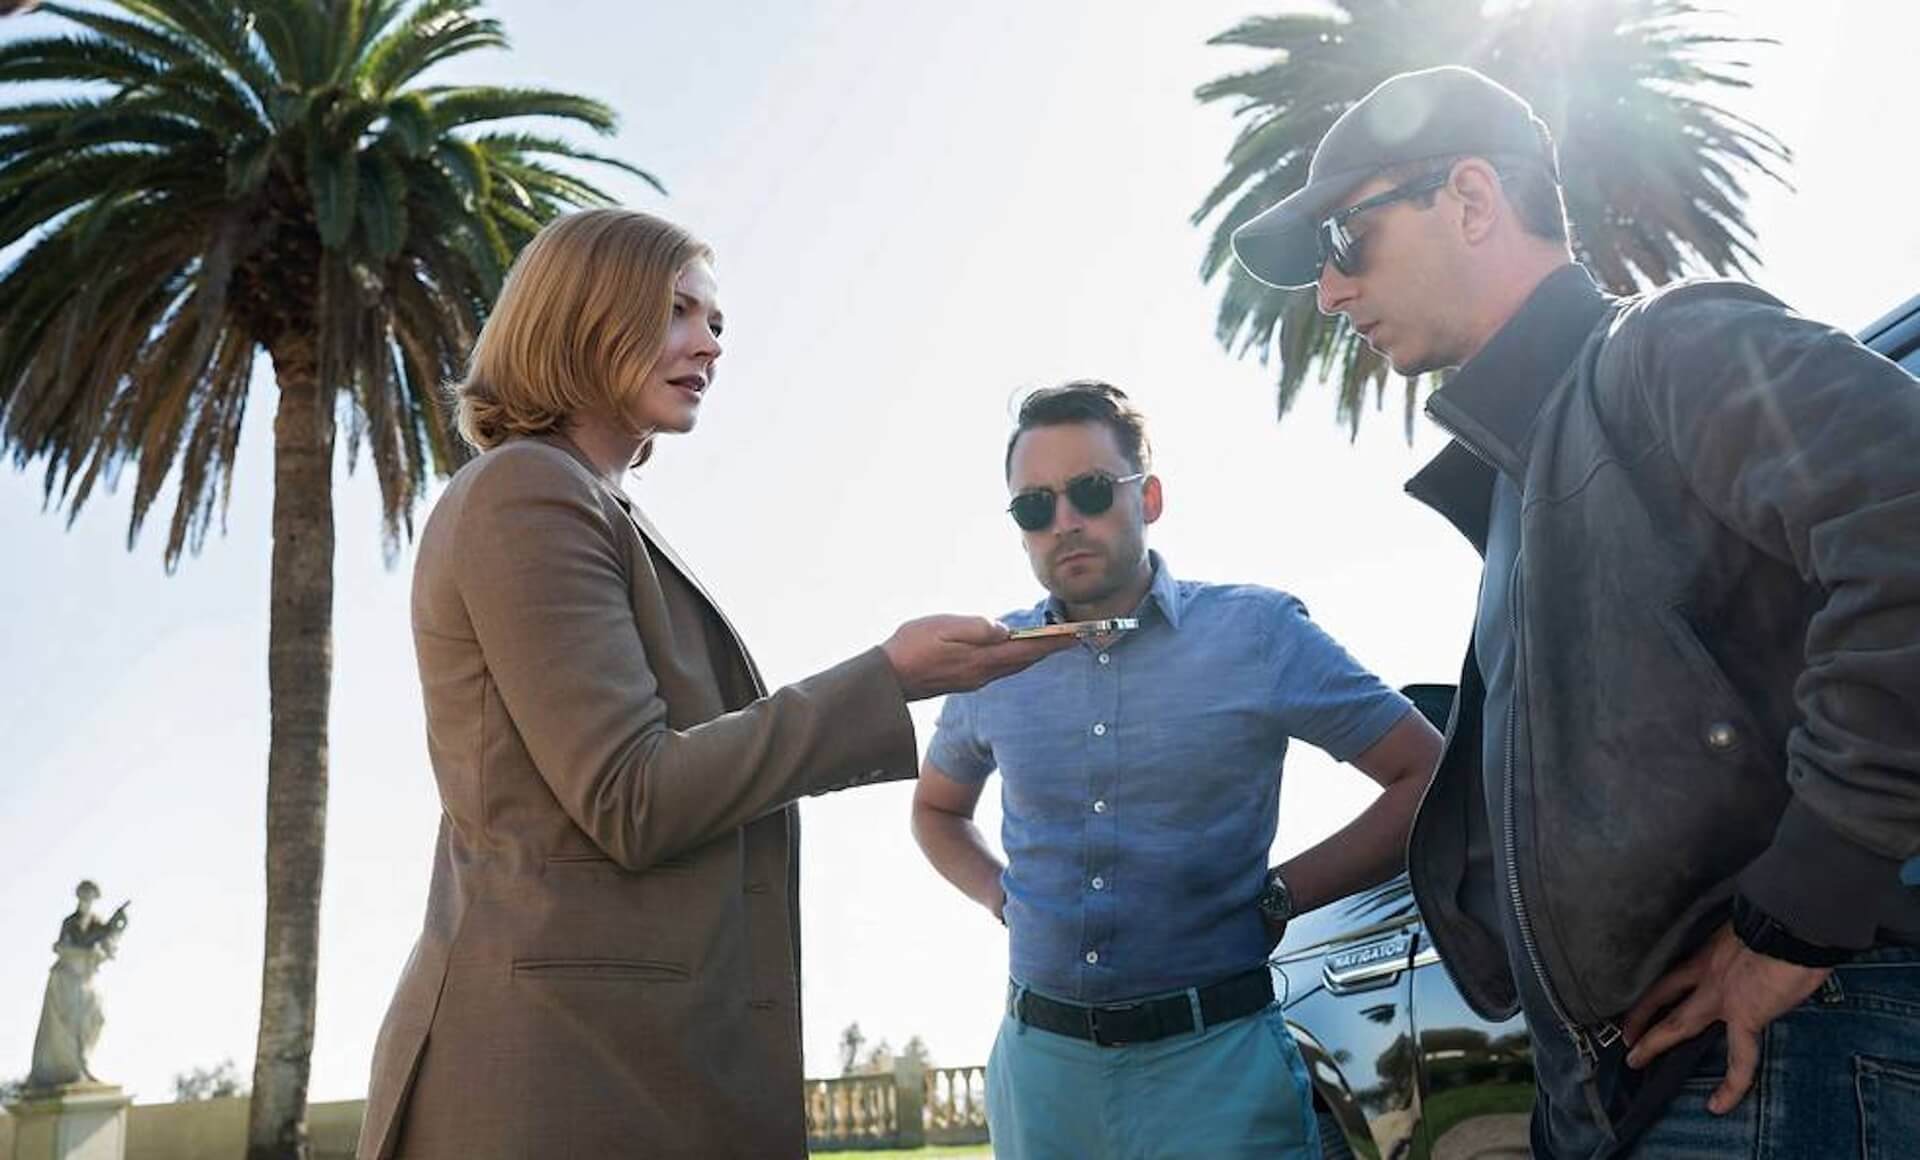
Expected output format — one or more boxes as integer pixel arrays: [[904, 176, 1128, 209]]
[[1257, 867, 1297, 937], [1730, 893, 1851, 968]]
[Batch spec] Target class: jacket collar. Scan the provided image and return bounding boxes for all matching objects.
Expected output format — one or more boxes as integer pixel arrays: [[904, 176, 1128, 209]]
[[533, 430, 770, 692], [534, 429, 615, 489], [1405, 264, 1614, 553], [533, 433, 717, 610]]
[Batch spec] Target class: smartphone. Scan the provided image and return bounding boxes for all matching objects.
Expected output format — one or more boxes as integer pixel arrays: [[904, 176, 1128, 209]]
[[1007, 617, 1140, 640]]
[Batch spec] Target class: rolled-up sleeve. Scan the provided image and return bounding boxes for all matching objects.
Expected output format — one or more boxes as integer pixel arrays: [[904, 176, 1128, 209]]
[[1266, 596, 1412, 762], [926, 690, 995, 784]]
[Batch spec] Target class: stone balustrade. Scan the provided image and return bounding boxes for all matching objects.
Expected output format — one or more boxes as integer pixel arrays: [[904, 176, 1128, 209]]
[[2, 1066, 993, 1157]]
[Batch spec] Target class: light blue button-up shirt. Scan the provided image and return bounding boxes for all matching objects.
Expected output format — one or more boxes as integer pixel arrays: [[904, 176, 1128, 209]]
[[927, 553, 1411, 1002]]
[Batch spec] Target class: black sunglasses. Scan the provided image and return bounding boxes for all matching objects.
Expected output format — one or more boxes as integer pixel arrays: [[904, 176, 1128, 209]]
[[1316, 169, 1452, 277], [1008, 471, 1145, 532]]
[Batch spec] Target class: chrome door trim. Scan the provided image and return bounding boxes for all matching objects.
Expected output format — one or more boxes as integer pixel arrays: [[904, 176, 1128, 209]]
[[1322, 930, 1415, 993]]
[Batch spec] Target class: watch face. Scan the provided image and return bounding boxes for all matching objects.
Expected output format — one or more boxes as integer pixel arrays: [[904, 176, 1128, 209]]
[[1260, 873, 1294, 922]]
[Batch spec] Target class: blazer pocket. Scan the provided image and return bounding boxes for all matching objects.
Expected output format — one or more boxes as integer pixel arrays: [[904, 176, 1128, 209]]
[[511, 957, 690, 982], [543, 852, 696, 874]]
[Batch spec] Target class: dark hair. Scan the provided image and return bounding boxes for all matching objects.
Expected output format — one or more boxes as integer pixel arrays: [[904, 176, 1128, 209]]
[[1005, 380, 1152, 478], [1381, 137, 1569, 244]]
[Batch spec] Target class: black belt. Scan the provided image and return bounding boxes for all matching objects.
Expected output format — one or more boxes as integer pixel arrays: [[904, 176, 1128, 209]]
[[1008, 966, 1274, 1047]]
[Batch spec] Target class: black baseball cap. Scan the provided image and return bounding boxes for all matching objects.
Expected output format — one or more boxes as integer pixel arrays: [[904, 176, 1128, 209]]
[[1230, 66, 1556, 290]]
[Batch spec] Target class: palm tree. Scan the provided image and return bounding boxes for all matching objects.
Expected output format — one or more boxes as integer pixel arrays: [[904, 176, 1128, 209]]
[[0, 3, 656, 1156], [1194, 0, 1791, 435]]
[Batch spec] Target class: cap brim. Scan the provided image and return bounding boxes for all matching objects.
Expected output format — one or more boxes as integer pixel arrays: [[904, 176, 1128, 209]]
[[1229, 168, 1373, 290]]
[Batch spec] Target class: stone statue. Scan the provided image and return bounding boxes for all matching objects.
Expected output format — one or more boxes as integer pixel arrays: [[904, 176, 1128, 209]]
[[25, 881, 130, 1091]]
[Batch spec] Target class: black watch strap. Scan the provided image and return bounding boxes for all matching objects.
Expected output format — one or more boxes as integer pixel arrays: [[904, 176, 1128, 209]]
[[1730, 894, 1851, 968]]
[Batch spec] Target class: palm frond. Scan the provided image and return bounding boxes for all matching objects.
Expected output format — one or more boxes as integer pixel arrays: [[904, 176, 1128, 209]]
[[363, 0, 503, 97], [0, 32, 169, 87], [429, 85, 619, 134], [243, 0, 332, 90], [1, 0, 661, 559], [84, 0, 278, 105], [377, 90, 435, 155]]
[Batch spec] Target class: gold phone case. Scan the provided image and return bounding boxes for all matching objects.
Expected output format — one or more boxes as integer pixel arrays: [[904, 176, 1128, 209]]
[[1007, 617, 1140, 640]]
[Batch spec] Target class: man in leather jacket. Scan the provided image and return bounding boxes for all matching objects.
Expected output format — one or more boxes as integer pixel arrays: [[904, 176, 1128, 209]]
[[1230, 65, 1920, 1158]]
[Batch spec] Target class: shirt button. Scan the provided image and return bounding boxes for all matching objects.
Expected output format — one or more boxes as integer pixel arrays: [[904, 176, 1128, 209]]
[[1085, 950, 1100, 965], [1092, 800, 1107, 813], [1091, 877, 1106, 891], [1705, 721, 1738, 751], [1092, 722, 1107, 736], [1098, 653, 1111, 665]]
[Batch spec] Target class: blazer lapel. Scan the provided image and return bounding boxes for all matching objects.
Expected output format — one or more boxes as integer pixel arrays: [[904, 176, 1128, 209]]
[[622, 502, 768, 693], [533, 433, 769, 694]]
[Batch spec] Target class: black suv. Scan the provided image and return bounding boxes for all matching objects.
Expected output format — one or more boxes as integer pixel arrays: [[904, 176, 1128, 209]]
[[1273, 292, 1920, 1160]]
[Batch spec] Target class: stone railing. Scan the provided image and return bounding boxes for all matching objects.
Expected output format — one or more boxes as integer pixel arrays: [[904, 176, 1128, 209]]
[[923, 1064, 989, 1145], [804, 1071, 902, 1150], [1, 1067, 991, 1157], [801, 1061, 990, 1150]]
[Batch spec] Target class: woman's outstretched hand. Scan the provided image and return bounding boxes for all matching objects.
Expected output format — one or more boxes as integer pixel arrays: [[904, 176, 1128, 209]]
[[881, 615, 1074, 700]]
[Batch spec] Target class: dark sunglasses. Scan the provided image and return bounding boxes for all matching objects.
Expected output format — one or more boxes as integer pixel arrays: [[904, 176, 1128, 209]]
[[1316, 169, 1452, 277], [1008, 471, 1145, 532]]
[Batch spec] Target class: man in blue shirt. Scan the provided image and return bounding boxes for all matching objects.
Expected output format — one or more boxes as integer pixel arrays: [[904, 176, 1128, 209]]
[[913, 382, 1443, 1158]]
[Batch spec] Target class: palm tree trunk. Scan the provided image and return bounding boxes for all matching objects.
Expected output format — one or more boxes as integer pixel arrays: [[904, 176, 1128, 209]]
[[246, 339, 334, 1160]]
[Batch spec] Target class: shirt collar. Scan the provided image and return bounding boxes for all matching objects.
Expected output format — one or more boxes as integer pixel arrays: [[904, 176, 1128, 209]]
[[1042, 550, 1184, 630], [1143, 551, 1184, 628]]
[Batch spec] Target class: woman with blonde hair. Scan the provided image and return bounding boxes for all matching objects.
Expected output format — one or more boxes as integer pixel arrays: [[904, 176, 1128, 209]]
[[358, 208, 1062, 1158]]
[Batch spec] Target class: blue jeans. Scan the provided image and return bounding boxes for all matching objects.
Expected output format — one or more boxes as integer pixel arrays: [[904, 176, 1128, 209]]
[[1621, 945, 1920, 1159], [985, 991, 1317, 1160]]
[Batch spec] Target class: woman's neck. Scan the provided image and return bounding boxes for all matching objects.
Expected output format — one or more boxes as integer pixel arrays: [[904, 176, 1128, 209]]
[[564, 411, 650, 487]]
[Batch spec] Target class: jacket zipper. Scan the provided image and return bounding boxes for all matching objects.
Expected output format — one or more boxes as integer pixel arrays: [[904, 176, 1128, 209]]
[[1505, 552, 1603, 1074], [1425, 397, 1609, 1073]]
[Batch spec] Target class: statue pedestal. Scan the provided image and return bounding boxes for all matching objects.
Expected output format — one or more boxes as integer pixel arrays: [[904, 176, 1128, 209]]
[[5, 1085, 128, 1160]]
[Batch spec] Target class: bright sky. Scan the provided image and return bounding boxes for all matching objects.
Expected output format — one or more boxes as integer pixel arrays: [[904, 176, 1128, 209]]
[[3, 0, 1917, 1104]]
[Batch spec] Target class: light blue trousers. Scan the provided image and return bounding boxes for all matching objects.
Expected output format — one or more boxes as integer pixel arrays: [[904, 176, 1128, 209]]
[[985, 991, 1318, 1160]]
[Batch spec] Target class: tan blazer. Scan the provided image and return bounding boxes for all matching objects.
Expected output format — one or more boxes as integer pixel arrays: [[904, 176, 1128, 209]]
[[358, 435, 918, 1159]]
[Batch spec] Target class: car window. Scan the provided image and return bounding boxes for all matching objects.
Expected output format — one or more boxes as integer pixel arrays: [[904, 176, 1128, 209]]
[[1858, 292, 1920, 372], [1859, 294, 1920, 373]]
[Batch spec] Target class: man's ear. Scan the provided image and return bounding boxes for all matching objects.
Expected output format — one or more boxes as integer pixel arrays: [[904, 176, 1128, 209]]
[[1449, 158, 1505, 245], [1142, 474, 1164, 525]]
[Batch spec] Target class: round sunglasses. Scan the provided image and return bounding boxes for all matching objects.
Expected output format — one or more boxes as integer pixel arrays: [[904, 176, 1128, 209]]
[[1008, 471, 1145, 532]]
